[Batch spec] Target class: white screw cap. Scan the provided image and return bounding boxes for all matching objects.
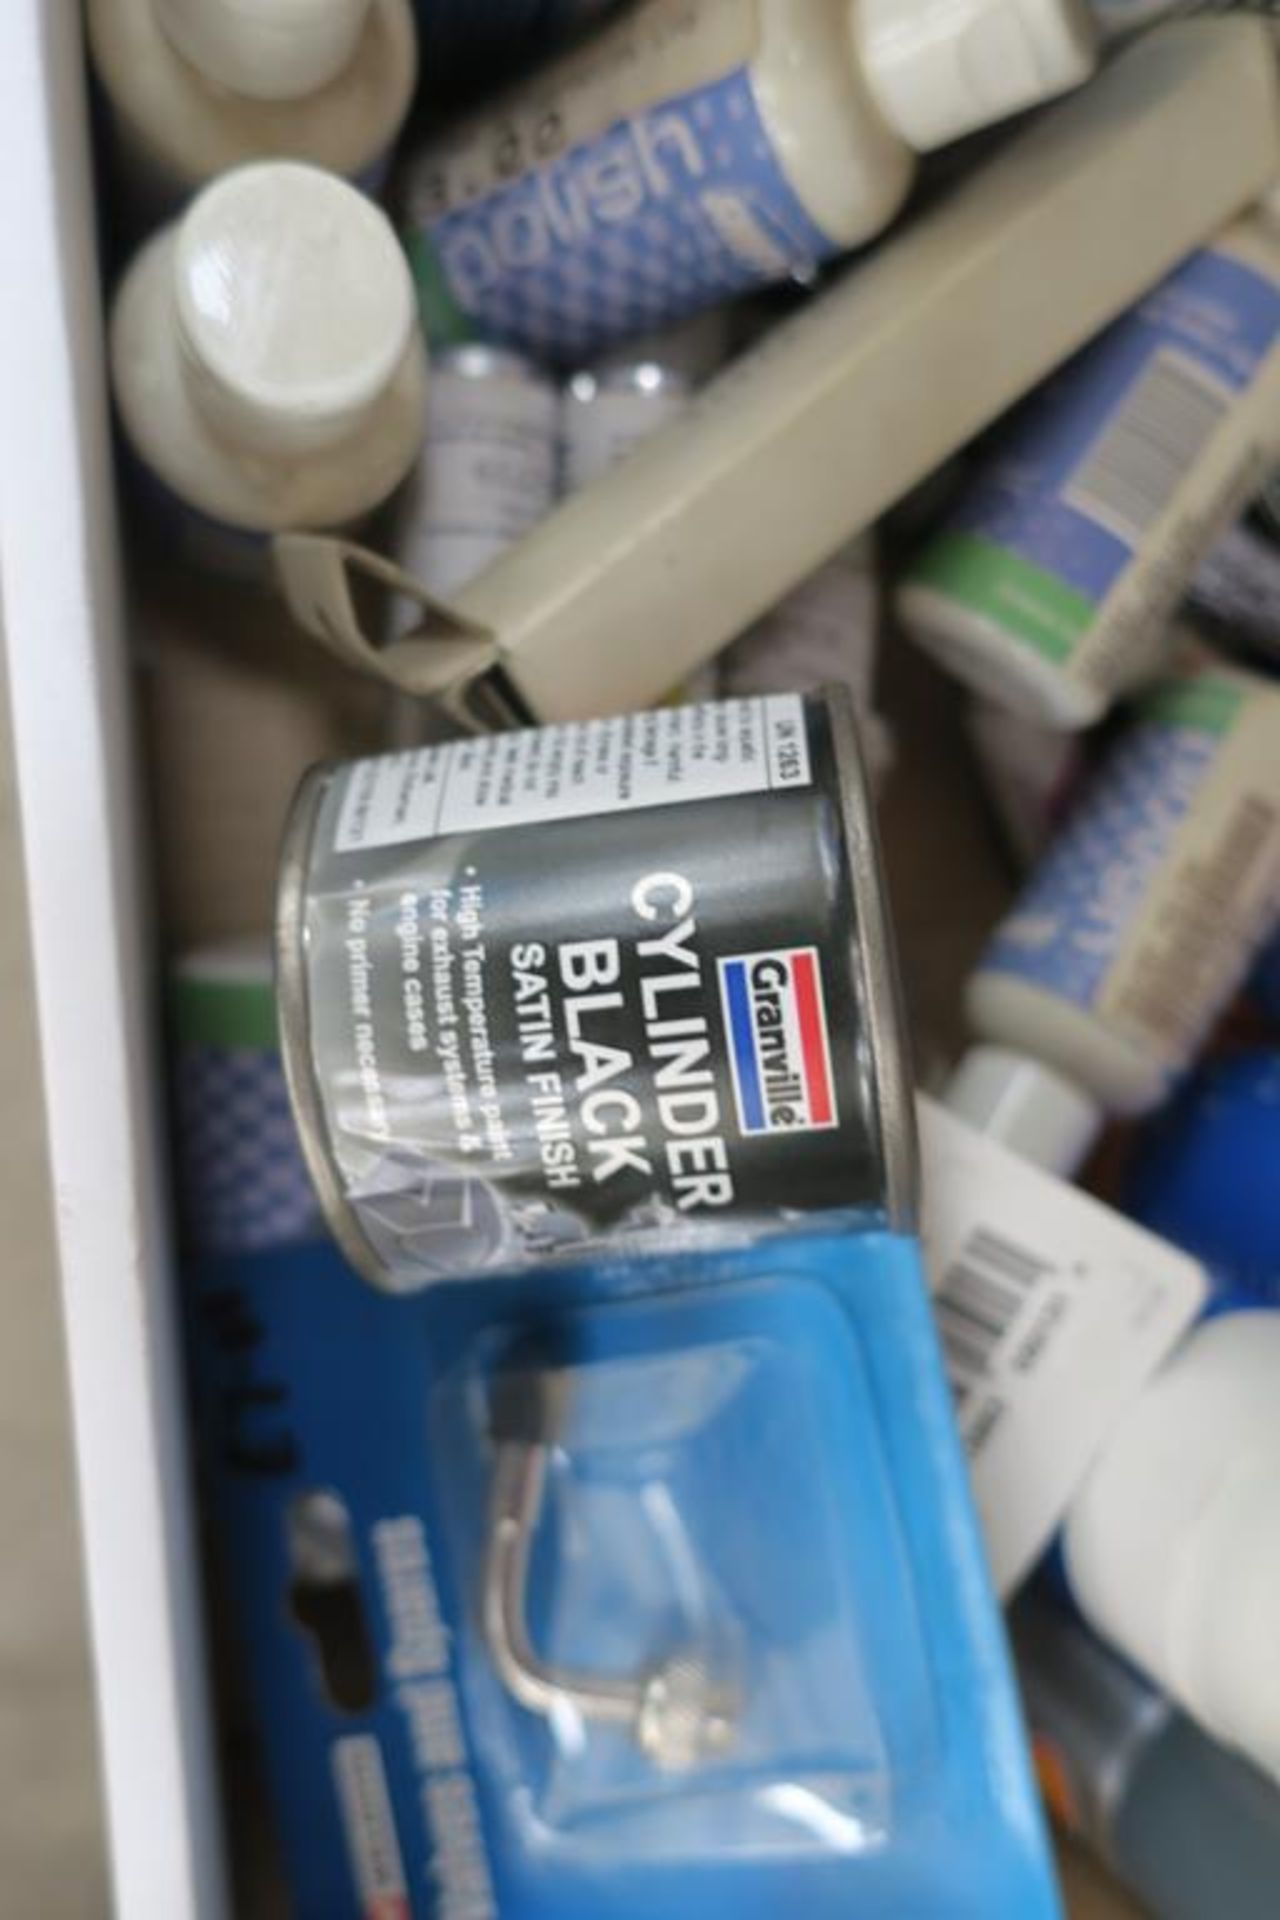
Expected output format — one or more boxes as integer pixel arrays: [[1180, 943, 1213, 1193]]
[[856, 0, 1098, 153], [173, 162, 414, 454], [155, 0, 372, 101], [944, 1044, 1103, 1179]]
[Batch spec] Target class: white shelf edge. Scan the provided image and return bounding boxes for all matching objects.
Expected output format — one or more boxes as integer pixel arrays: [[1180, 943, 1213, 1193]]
[[0, 6, 225, 1916]]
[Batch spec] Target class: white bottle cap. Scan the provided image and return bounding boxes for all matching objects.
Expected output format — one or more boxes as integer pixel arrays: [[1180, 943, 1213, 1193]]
[[172, 163, 415, 460], [154, 0, 371, 102], [943, 1044, 1103, 1178], [856, 0, 1098, 153]]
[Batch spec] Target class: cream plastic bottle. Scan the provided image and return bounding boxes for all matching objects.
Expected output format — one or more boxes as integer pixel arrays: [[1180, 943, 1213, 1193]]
[[86, 0, 417, 218], [897, 197, 1280, 727], [401, 0, 1097, 359], [110, 163, 428, 577], [1062, 1309, 1280, 1788], [960, 650, 1280, 1121]]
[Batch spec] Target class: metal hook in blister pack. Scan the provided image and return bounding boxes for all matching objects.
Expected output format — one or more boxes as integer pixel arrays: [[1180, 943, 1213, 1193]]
[[482, 1369, 738, 1774]]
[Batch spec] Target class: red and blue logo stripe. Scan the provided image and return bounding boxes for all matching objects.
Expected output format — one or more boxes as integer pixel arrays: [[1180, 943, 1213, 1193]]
[[718, 947, 838, 1136]]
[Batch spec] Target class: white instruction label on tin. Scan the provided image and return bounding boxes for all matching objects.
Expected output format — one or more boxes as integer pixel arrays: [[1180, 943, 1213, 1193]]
[[917, 1098, 1208, 1597], [334, 696, 811, 853]]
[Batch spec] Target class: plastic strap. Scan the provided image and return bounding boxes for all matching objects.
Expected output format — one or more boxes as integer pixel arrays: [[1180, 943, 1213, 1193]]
[[271, 532, 501, 701]]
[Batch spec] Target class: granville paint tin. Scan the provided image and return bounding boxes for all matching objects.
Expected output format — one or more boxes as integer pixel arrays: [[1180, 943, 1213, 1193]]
[[275, 690, 917, 1289]]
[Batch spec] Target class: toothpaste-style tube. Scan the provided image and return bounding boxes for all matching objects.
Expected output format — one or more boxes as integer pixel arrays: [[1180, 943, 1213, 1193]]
[[965, 652, 1280, 1118], [401, 0, 1095, 360], [898, 198, 1280, 726]]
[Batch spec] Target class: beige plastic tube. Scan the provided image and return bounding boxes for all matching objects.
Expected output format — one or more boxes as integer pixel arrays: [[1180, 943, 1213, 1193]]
[[276, 20, 1280, 727]]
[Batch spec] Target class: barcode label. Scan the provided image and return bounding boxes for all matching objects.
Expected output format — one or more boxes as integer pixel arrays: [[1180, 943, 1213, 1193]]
[[1063, 349, 1232, 546], [1113, 790, 1279, 1047], [934, 1225, 1055, 1405], [918, 1098, 1207, 1596]]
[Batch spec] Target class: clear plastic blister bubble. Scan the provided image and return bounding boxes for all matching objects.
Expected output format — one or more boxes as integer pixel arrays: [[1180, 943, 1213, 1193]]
[[429, 1276, 940, 1866]]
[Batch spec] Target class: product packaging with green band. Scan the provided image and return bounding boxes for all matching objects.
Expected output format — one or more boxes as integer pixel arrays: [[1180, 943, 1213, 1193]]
[[968, 651, 1280, 1114], [898, 193, 1280, 726]]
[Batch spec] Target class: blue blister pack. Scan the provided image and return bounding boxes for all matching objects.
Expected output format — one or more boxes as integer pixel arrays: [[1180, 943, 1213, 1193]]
[[190, 1230, 1062, 1918]]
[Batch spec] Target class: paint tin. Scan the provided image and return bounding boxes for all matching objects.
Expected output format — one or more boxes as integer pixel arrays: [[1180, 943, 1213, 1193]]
[[276, 689, 917, 1289]]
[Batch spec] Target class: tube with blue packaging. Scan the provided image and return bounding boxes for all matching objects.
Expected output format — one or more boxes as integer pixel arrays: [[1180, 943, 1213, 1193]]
[[897, 197, 1280, 726], [400, 0, 1095, 362], [960, 649, 1280, 1133]]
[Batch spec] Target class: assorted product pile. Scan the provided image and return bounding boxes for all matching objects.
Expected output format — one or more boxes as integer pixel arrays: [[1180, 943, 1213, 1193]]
[[85, 0, 1280, 1913]]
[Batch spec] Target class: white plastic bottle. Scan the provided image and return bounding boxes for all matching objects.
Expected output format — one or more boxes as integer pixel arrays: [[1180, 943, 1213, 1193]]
[[86, 0, 417, 220], [562, 359, 693, 496], [961, 650, 1280, 1118], [896, 198, 1280, 727], [397, 346, 559, 603], [401, 0, 1097, 359], [111, 163, 428, 577], [561, 307, 731, 492], [1063, 1309, 1280, 1787]]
